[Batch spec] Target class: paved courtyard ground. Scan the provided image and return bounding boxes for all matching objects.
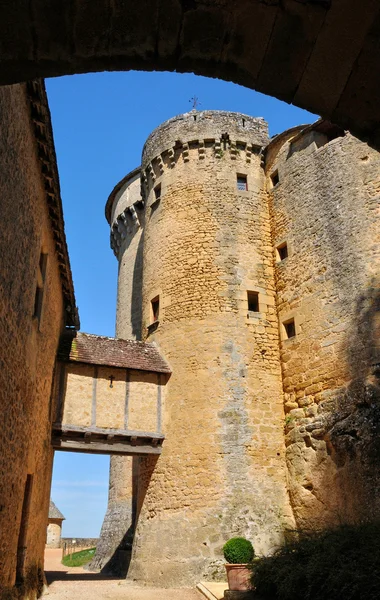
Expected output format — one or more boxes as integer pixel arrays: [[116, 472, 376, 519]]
[[44, 549, 201, 600]]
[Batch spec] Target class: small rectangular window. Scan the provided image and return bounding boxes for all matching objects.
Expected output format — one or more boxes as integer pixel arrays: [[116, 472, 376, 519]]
[[151, 296, 160, 323], [154, 184, 161, 202], [237, 174, 248, 191], [270, 170, 279, 187], [247, 291, 259, 313], [283, 318, 296, 339], [277, 242, 288, 261]]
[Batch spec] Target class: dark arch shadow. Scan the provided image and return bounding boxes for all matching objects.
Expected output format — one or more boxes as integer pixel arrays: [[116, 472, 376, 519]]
[[320, 283, 380, 523], [0, 1, 379, 146]]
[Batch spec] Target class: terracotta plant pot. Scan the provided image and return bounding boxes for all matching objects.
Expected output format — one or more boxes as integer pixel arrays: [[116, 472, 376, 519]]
[[225, 563, 251, 591]]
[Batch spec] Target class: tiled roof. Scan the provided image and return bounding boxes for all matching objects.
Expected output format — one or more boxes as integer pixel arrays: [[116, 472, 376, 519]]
[[49, 500, 65, 520], [27, 80, 79, 329], [58, 332, 171, 374]]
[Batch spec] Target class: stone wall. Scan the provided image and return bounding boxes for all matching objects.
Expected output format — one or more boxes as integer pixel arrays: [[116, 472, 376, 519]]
[[108, 170, 144, 341], [46, 522, 62, 549], [88, 457, 134, 574], [0, 84, 65, 595], [61, 537, 99, 547], [266, 127, 380, 528]]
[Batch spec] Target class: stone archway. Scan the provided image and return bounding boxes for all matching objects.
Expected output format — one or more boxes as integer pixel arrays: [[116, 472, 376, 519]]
[[1, 0, 380, 146]]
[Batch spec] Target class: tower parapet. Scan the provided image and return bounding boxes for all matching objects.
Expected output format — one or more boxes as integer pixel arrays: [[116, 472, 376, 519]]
[[140, 110, 268, 200]]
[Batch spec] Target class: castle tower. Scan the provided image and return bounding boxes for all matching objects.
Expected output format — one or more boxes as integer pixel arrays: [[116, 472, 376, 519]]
[[90, 168, 144, 572], [105, 111, 294, 585]]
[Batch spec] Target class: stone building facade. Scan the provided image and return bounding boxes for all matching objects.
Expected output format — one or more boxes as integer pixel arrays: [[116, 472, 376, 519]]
[[0, 81, 78, 599], [99, 110, 380, 586]]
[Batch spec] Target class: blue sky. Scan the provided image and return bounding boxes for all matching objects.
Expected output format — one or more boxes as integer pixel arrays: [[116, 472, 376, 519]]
[[47, 70, 316, 538]]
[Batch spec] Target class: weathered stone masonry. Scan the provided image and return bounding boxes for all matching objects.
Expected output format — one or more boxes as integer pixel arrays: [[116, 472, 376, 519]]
[[103, 111, 295, 585], [100, 110, 380, 586], [266, 123, 380, 529], [0, 81, 78, 598]]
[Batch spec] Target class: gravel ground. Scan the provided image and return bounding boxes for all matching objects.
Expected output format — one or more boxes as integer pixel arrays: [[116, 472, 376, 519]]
[[44, 549, 201, 600]]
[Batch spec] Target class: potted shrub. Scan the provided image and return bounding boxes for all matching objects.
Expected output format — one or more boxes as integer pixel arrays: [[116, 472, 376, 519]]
[[223, 537, 254, 591]]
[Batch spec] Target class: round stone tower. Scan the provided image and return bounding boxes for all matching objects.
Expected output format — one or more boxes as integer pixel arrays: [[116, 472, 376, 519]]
[[106, 111, 294, 585]]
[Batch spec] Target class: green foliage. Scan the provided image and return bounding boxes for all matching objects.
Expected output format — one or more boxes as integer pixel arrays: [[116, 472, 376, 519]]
[[62, 547, 96, 567], [251, 522, 380, 600], [223, 537, 254, 564], [285, 414, 294, 426]]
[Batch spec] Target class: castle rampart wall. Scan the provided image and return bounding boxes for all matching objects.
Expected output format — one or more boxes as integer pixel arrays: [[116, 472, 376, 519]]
[[266, 127, 380, 527]]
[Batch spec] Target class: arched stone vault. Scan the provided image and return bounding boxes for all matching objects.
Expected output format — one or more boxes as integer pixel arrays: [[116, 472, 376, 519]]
[[1, 0, 380, 146]]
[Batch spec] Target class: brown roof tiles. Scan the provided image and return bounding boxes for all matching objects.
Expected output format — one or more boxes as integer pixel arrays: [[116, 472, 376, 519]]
[[58, 332, 171, 374]]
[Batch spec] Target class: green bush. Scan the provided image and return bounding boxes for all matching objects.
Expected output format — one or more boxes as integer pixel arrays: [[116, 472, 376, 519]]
[[251, 522, 380, 600], [223, 537, 255, 564]]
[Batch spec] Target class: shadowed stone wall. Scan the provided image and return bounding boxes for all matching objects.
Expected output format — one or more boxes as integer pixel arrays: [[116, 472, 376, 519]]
[[0, 84, 66, 594], [266, 127, 380, 528], [89, 457, 134, 573]]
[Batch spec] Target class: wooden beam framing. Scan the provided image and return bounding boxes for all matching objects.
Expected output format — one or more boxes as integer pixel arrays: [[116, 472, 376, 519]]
[[52, 438, 162, 456], [51, 423, 164, 456]]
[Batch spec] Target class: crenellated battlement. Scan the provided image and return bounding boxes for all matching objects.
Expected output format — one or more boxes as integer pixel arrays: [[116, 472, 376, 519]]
[[140, 136, 263, 200], [142, 110, 268, 167], [110, 201, 143, 258]]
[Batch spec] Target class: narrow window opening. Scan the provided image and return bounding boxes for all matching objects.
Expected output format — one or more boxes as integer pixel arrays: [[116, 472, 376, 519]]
[[39, 253, 48, 280], [283, 319, 296, 339], [33, 252, 48, 327], [242, 118, 246, 127], [151, 296, 160, 323], [193, 115, 197, 121], [277, 242, 288, 261], [237, 174, 248, 191], [16, 474, 33, 582], [34, 286, 44, 321], [271, 170, 279, 187], [247, 291, 259, 313], [154, 184, 161, 202]]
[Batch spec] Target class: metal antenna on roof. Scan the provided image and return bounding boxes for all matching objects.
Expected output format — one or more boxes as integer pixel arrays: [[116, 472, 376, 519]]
[[189, 95, 201, 110]]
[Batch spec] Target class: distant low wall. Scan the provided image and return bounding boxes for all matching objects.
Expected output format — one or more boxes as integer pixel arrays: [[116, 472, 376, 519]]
[[61, 538, 98, 550]]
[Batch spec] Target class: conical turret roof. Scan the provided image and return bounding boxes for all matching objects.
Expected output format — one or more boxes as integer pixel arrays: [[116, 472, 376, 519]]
[[48, 500, 65, 520]]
